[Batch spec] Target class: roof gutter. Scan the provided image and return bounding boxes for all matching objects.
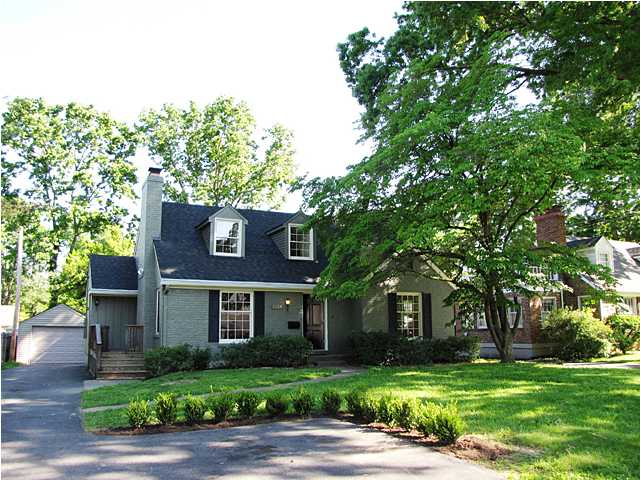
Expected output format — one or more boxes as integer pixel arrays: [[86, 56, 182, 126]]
[[160, 278, 317, 292], [88, 288, 138, 297]]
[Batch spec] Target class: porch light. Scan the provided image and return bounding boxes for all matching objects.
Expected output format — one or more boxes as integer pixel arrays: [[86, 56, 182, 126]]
[[285, 298, 292, 310]]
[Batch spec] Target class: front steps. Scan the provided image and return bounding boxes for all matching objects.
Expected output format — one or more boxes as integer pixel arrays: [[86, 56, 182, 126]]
[[310, 353, 350, 367], [97, 352, 148, 380]]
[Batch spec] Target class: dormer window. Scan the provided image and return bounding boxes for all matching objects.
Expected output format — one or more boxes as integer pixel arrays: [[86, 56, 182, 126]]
[[214, 219, 241, 256], [598, 252, 611, 269], [289, 224, 313, 260]]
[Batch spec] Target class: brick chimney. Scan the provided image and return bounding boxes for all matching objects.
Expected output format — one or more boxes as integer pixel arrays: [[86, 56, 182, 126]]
[[534, 206, 566, 245]]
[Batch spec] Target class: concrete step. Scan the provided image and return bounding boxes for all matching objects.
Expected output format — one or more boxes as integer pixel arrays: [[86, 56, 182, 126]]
[[97, 370, 148, 380], [102, 352, 144, 358], [310, 353, 350, 367]]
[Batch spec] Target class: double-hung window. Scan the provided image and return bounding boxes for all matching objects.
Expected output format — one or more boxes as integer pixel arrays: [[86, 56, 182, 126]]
[[214, 219, 241, 256], [396, 293, 421, 337], [219, 291, 252, 343], [508, 302, 521, 328], [289, 224, 313, 260], [475, 311, 487, 329], [541, 297, 557, 323]]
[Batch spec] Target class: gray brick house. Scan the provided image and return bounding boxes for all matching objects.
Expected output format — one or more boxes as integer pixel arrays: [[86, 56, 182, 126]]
[[86, 168, 456, 361]]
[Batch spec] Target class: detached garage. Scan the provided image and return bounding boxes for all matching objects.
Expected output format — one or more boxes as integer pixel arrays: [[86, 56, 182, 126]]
[[16, 305, 86, 365]]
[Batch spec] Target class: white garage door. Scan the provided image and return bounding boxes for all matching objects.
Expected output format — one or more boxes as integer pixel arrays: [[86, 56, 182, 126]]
[[31, 327, 85, 364]]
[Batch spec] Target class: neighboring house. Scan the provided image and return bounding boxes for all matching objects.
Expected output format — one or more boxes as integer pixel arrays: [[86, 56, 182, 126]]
[[86, 167, 455, 371], [457, 207, 640, 359], [0, 305, 16, 333], [16, 304, 86, 365]]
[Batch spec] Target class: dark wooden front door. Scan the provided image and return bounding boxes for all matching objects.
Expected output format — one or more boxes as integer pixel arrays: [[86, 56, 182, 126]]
[[304, 298, 325, 350]]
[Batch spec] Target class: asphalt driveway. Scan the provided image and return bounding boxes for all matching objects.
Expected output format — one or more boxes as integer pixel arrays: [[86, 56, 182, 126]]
[[2, 365, 503, 479]]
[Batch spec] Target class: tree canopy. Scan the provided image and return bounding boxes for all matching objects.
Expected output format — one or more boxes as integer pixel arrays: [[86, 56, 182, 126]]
[[302, 1, 631, 361], [138, 98, 296, 209]]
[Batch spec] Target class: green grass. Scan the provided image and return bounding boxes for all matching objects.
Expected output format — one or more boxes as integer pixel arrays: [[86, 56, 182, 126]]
[[85, 362, 640, 479], [589, 350, 640, 364], [1, 361, 22, 370], [81, 367, 338, 408]]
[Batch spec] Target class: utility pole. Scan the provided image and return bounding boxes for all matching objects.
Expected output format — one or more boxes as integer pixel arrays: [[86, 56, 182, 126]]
[[9, 227, 23, 361]]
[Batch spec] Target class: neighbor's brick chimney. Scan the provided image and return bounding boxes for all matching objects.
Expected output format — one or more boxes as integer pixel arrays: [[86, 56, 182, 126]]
[[534, 206, 566, 245]]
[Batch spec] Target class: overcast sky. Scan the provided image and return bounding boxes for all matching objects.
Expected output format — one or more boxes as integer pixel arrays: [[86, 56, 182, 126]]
[[1, 0, 403, 212]]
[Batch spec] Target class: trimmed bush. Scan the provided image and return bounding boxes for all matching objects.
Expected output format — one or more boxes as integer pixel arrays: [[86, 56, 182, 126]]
[[393, 398, 422, 431], [345, 389, 367, 418], [608, 314, 640, 353], [221, 335, 313, 368], [154, 392, 178, 425], [207, 393, 236, 423], [265, 393, 289, 417], [236, 391, 260, 417], [430, 402, 465, 444], [291, 388, 314, 417], [377, 394, 401, 425], [542, 308, 613, 360], [183, 394, 206, 424], [127, 398, 152, 429], [144, 344, 210, 377], [349, 332, 480, 366], [320, 389, 341, 416]]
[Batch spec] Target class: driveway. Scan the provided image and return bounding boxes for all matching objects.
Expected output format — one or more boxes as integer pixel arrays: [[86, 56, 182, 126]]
[[2, 365, 503, 479]]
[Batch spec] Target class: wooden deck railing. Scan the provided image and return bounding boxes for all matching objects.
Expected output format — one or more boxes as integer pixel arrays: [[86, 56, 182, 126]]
[[88, 324, 109, 377], [126, 325, 144, 353]]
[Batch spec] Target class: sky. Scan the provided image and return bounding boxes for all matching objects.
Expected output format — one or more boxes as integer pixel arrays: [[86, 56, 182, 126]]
[[1, 0, 404, 212]]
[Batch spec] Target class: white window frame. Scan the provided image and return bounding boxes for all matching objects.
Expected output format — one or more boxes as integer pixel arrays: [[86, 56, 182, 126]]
[[288, 223, 314, 260], [213, 218, 242, 257], [475, 311, 487, 329], [508, 302, 523, 328], [577, 295, 591, 309], [597, 251, 613, 270], [622, 297, 637, 315], [155, 288, 160, 335], [541, 297, 557, 323], [219, 290, 253, 344], [396, 292, 422, 338]]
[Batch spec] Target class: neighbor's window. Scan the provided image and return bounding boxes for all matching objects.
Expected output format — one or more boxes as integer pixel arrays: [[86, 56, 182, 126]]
[[577, 296, 591, 309], [541, 297, 557, 323], [475, 311, 487, 329], [397, 293, 421, 337], [289, 224, 313, 260], [597, 251, 612, 270], [508, 302, 522, 328], [220, 291, 252, 342], [155, 288, 160, 335], [214, 219, 241, 256]]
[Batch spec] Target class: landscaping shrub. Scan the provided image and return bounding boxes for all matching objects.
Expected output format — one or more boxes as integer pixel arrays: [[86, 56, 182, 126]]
[[377, 394, 401, 425], [393, 398, 422, 431], [144, 344, 211, 377], [541, 308, 613, 360], [320, 389, 341, 416], [236, 391, 260, 417], [431, 402, 465, 444], [221, 335, 313, 368], [345, 389, 367, 418], [127, 398, 152, 429], [265, 393, 289, 417], [154, 392, 178, 425], [291, 388, 314, 417], [183, 394, 206, 424], [349, 332, 480, 366], [207, 393, 236, 423], [608, 314, 640, 353]]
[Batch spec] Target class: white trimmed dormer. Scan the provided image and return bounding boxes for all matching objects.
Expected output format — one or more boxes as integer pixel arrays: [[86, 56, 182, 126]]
[[204, 205, 248, 257], [266, 210, 316, 261], [581, 237, 615, 272]]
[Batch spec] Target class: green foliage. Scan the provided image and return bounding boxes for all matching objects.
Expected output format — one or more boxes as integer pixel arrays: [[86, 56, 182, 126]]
[[183, 394, 206, 424], [349, 332, 480, 366], [542, 308, 613, 361], [344, 389, 366, 418], [393, 398, 422, 432], [320, 389, 342, 416], [154, 392, 178, 425], [607, 314, 640, 354], [144, 344, 210, 377], [417, 402, 465, 445], [221, 335, 312, 368], [236, 391, 260, 418], [138, 99, 296, 209], [376, 394, 400, 426], [126, 398, 152, 429], [49, 226, 134, 311], [291, 388, 314, 417], [265, 393, 289, 417], [2, 98, 138, 274], [206, 393, 236, 423]]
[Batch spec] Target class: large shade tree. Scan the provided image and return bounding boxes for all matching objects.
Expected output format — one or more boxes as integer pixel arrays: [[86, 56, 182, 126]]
[[138, 98, 296, 209], [302, 2, 628, 361], [1, 98, 138, 273]]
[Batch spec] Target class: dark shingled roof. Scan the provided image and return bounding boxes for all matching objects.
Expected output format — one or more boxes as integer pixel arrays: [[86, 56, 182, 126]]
[[89, 255, 138, 290], [154, 202, 327, 284], [566, 236, 601, 248]]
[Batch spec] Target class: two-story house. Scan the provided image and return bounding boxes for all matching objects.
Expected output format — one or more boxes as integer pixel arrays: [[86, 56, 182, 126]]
[[86, 167, 456, 376]]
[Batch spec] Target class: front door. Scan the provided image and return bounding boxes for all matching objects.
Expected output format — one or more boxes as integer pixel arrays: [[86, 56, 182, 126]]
[[304, 298, 325, 350]]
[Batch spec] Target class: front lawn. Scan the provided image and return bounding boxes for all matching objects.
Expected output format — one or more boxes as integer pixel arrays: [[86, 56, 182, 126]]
[[589, 350, 640, 364], [85, 362, 640, 479], [1, 361, 21, 370], [81, 367, 338, 408]]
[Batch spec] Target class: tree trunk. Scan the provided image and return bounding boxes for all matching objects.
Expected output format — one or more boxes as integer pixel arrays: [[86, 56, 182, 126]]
[[485, 289, 516, 363]]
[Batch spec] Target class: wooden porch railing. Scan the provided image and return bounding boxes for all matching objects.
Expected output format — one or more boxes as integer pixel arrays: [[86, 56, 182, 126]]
[[126, 325, 144, 353], [88, 324, 109, 377]]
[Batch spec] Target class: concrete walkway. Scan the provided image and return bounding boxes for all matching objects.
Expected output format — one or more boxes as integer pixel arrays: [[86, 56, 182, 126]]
[[563, 361, 640, 369], [2, 365, 503, 480], [82, 366, 364, 413]]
